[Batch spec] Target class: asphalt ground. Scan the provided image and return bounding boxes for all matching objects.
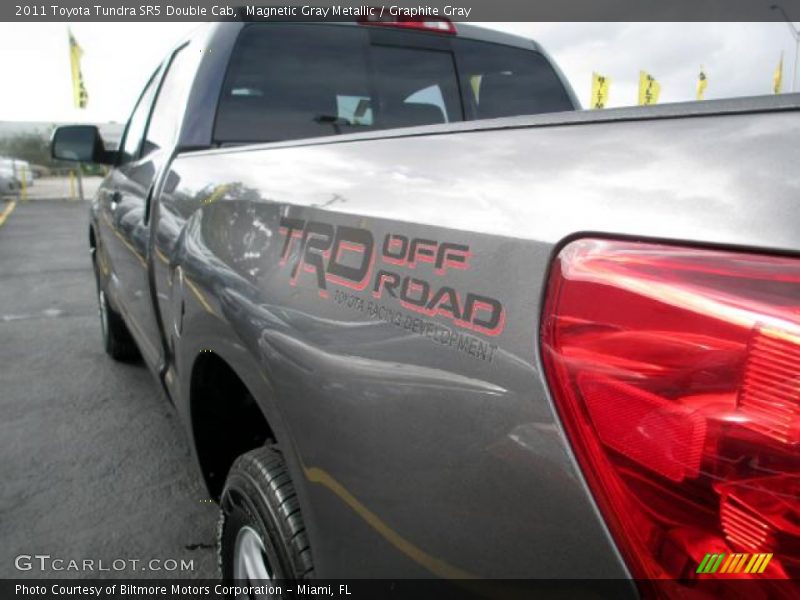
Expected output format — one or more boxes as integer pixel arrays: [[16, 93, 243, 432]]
[[16, 176, 103, 201], [0, 200, 218, 579]]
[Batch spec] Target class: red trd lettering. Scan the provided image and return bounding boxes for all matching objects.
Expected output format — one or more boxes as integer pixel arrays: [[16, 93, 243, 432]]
[[382, 234, 408, 266], [462, 294, 505, 337], [407, 238, 437, 269], [279, 221, 505, 337], [426, 286, 462, 320], [399, 277, 430, 308], [278, 217, 305, 266], [373, 270, 401, 298], [326, 226, 375, 291], [434, 243, 471, 274], [290, 221, 334, 293]]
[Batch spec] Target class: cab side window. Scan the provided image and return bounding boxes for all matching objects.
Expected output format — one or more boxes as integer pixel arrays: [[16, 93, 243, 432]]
[[119, 73, 160, 164], [143, 44, 199, 157]]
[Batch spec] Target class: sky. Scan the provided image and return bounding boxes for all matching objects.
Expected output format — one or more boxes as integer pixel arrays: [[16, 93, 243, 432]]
[[0, 21, 797, 123]]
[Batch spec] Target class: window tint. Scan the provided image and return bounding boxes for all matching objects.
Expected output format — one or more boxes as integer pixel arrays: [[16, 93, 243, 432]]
[[214, 25, 574, 145], [336, 95, 373, 126], [215, 25, 373, 143], [455, 40, 573, 119], [143, 43, 199, 156], [120, 73, 159, 163], [370, 45, 462, 128]]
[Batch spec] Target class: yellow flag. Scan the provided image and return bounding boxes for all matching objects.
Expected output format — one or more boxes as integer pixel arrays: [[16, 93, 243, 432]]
[[696, 67, 708, 101], [68, 29, 88, 109], [591, 72, 611, 109], [638, 71, 661, 106], [469, 75, 482, 103], [773, 53, 783, 94]]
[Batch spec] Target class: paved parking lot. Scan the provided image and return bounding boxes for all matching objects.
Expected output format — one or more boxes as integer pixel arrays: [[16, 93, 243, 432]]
[[4, 176, 103, 202], [0, 200, 218, 579]]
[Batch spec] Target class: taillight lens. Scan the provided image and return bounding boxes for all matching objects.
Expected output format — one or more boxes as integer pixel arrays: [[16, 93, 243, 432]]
[[541, 239, 800, 593]]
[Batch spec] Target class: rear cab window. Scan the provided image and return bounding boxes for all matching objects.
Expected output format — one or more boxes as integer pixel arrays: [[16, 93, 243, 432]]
[[214, 25, 373, 143], [213, 23, 573, 145], [370, 44, 462, 128], [455, 38, 574, 119]]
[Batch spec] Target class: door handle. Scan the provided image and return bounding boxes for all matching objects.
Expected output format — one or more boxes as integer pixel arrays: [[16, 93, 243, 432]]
[[110, 190, 121, 211]]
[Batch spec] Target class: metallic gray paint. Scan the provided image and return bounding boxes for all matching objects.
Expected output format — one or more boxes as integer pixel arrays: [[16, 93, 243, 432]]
[[86, 19, 799, 583], [92, 100, 791, 581]]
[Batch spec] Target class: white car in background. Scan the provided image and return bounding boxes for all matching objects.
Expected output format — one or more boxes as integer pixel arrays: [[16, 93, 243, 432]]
[[0, 157, 34, 188], [0, 172, 17, 195]]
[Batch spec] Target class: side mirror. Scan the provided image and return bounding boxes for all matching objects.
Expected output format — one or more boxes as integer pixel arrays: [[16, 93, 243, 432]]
[[51, 125, 115, 165]]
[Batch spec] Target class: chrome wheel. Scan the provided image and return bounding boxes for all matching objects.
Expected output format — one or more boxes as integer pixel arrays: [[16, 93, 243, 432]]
[[233, 525, 272, 585]]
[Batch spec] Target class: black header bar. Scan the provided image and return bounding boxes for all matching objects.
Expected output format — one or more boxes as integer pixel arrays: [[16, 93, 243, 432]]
[[5, 1, 800, 22]]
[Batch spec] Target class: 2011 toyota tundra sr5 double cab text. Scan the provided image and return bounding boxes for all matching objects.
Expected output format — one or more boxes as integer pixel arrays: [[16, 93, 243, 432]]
[[52, 19, 800, 596]]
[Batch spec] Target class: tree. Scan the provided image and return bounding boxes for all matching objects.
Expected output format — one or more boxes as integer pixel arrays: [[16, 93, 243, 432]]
[[0, 131, 55, 168], [0, 129, 106, 175]]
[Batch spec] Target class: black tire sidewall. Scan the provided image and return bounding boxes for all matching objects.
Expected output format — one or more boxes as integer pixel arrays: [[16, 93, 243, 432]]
[[91, 254, 110, 352], [219, 451, 310, 585], [91, 249, 138, 361], [219, 474, 289, 582]]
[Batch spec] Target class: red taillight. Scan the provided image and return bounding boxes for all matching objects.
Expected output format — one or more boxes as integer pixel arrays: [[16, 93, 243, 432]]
[[357, 15, 456, 35], [541, 239, 800, 593]]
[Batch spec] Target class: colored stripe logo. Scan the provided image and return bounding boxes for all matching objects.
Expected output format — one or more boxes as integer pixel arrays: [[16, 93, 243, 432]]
[[697, 552, 772, 574]]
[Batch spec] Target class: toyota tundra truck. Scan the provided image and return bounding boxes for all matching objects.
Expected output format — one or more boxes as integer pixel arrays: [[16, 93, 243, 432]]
[[51, 18, 800, 598]]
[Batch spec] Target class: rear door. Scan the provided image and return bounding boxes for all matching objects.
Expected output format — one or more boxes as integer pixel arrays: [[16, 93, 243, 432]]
[[104, 41, 199, 371], [98, 70, 160, 341]]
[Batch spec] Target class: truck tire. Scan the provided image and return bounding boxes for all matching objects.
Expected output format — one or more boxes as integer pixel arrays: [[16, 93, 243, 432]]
[[93, 258, 139, 361], [218, 446, 314, 586]]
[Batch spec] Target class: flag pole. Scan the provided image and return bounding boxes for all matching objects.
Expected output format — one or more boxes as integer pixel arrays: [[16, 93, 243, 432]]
[[771, 4, 800, 92], [77, 167, 84, 202]]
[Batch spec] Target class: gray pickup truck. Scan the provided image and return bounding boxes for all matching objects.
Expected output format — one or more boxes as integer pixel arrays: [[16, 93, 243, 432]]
[[52, 18, 799, 596]]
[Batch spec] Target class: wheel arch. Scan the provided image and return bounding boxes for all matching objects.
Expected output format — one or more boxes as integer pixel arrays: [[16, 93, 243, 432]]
[[179, 334, 314, 531], [188, 347, 275, 499]]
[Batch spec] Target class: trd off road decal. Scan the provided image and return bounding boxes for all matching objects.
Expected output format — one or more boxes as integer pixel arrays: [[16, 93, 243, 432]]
[[278, 218, 506, 363]]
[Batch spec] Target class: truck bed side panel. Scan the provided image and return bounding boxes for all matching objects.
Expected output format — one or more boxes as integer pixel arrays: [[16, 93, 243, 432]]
[[151, 108, 799, 578]]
